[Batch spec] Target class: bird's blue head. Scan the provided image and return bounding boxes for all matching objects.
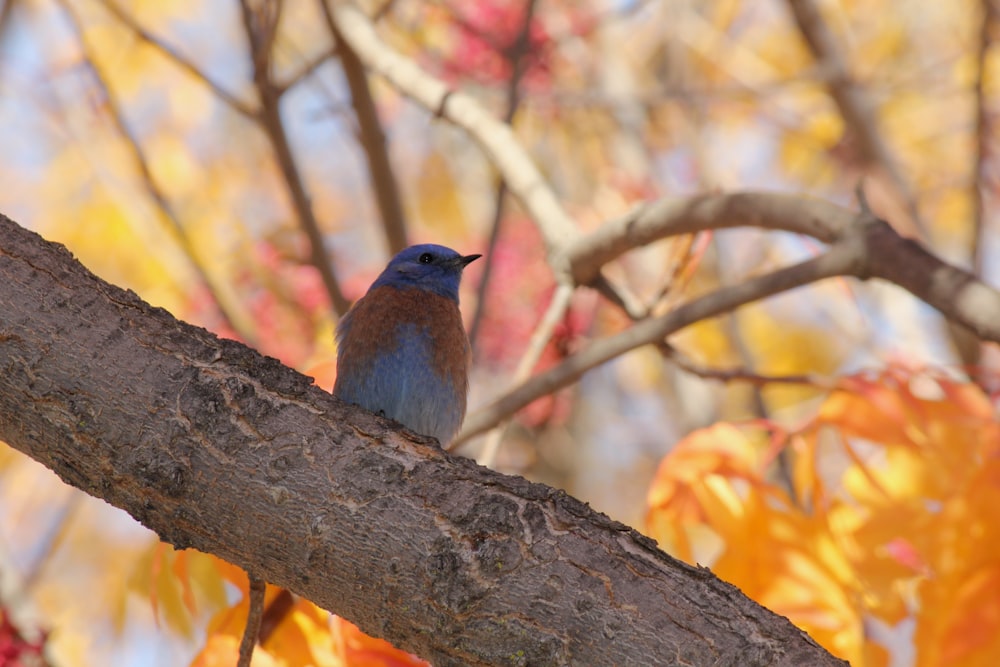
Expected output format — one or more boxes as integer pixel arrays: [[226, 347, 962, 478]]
[[369, 244, 481, 302]]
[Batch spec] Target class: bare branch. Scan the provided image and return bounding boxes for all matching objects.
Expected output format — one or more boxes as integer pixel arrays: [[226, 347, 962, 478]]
[[237, 574, 266, 667], [785, 0, 928, 237], [459, 200, 1000, 442], [239, 0, 351, 315], [666, 351, 836, 389], [330, 2, 579, 278], [950, 0, 999, 380], [276, 45, 335, 93], [972, 0, 996, 276], [458, 239, 861, 443], [57, 0, 257, 343], [321, 0, 409, 255], [467, 282, 573, 465], [99, 0, 258, 119], [469, 0, 540, 348], [566, 191, 854, 285]]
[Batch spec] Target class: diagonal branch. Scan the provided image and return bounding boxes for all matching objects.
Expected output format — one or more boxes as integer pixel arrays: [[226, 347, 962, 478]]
[[0, 211, 847, 667], [468, 0, 540, 349], [785, 0, 928, 237], [239, 0, 351, 316], [57, 0, 256, 343], [320, 0, 409, 255], [98, 0, 257, 119], [458, 194, 1000, 442], [458, 239, 861, 443]]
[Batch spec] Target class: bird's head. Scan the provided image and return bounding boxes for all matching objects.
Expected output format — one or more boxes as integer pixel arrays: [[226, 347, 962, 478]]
[[370, 244, 481, 302]]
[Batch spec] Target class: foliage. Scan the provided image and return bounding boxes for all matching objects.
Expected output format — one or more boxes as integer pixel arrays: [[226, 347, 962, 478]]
[[647, 366, 1000, 665], [0, 605, 48, 667], [0, 0, 997, 665]]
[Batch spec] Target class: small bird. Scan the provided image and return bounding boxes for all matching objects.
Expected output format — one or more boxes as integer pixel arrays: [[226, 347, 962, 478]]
[[333, 244, 480, 445]]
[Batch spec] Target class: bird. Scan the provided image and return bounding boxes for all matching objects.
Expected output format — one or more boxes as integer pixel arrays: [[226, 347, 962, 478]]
[[333, 244, 481, 446]]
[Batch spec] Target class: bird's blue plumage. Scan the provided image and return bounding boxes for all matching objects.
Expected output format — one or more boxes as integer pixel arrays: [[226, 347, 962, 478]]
[[333, 244, 480, 445]]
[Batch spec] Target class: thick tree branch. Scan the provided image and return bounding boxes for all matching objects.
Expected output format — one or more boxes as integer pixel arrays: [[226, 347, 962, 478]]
[[0, 212, 845, 666], [565, 191, 854, 285]]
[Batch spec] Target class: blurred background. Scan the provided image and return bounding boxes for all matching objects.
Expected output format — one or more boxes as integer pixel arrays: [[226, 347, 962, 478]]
[[0, 1, 998, 665]]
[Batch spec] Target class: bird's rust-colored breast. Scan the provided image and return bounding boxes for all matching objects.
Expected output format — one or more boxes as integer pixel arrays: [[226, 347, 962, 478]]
[[336, 285, 470, 400]]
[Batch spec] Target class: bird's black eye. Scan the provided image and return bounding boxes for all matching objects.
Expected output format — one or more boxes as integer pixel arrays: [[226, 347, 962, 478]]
[[418, 252, 434, 264]]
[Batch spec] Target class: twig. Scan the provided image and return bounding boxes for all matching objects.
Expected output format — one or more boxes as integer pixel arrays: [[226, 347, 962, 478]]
[[949, 0, 999, 384], [456, 240, 860, 443], [469, 282, 573, 465], [276, 45, 336, 93], [330, 2, 579, 275], [667, 351, 835, 389], [237, 573, 267, 667], [239, 0, 351, 315], [98, 0, 257, 119], [321, 0, 408, 255], [469, 0, 540, 349], [785, 0, 928, 238], [972, 0, 996, 277], [57, 0, 256, 343]]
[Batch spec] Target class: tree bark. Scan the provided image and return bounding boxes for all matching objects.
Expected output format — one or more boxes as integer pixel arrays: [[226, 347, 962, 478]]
[[0, 212, 845, 666]]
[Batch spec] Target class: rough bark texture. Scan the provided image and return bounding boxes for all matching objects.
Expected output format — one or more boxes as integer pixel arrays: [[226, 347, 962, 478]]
[[0, 213, 845, 666]]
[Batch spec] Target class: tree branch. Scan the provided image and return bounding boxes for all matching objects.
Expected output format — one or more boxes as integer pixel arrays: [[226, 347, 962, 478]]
[[0, 211, 845, 666], [239, 0, 351, 316], [459, 239, 861, 443], [468, 0, 540, 348], [329, 2, 579, 276], [98, 0, 258, 119], [321, 0, 409, 255], [58, 0, 257, 343], [785, 0, 928, 237], [459, 194, 1000, 442]]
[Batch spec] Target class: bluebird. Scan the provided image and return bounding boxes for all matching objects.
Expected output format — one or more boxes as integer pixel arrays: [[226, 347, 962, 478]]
[[333, 244, 480, 445]]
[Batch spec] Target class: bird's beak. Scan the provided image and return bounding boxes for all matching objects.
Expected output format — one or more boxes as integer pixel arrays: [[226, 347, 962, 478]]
[[458, 253, 482, 269]]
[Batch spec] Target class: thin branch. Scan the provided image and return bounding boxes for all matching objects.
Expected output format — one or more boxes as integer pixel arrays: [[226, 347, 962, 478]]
[[57, 0, 256, 343], [460, 190, 1000, 442], [237, 574, 266, 667], [330, 2, 579, 277], [469, 0, 540, 349], [972, 0, 996, 277], [666, 350, 836, 389], [0, 0, 15, 39], [468, 282, 573, 465], [457, 240, 862, 444], [239, 0, 351, 315], [321, 0, 408, 255], [566, 192, 855, 285], [9, 491, 82, 601], [277, 45, 336, 93], [949, 0, 999, 381], [98, 0, 257, 119], [785, 0, 929, 238]]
